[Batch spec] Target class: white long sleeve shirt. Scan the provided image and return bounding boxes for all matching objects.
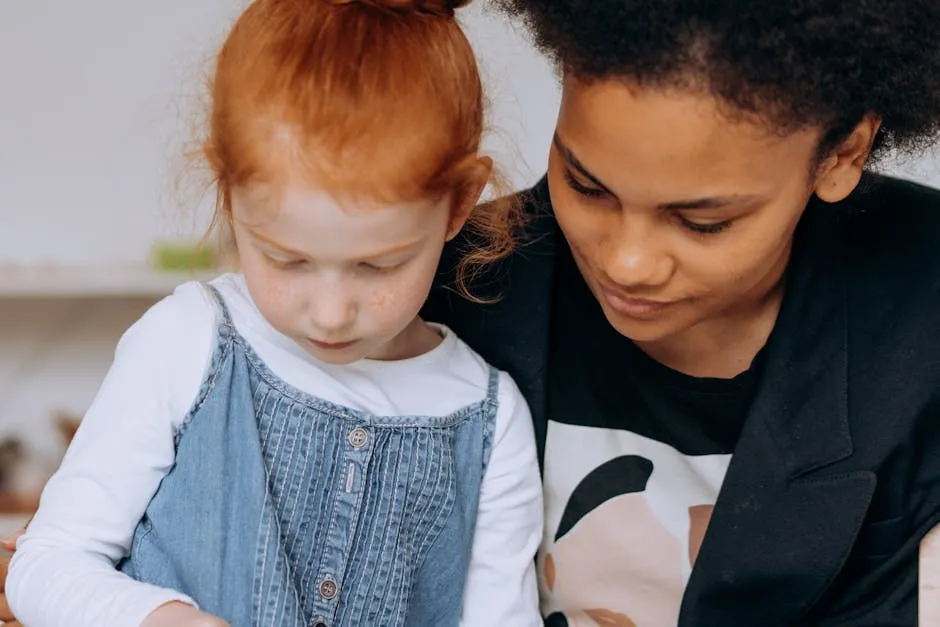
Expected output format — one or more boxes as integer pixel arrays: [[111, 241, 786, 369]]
[[7, 274, 543, 627]]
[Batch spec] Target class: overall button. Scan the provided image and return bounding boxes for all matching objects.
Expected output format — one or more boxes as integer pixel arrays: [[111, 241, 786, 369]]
[[348, 426, 368, 449], [313, 621, 327, 627], [319, 578, 338, 599]]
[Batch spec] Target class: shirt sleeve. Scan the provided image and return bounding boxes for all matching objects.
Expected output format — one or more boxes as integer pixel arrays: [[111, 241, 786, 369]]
[[6, 282, 217, 627], [460, 371, 544, 626]]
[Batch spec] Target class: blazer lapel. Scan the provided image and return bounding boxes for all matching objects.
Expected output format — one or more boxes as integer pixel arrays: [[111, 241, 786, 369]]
[[680, 197, 876, 625]]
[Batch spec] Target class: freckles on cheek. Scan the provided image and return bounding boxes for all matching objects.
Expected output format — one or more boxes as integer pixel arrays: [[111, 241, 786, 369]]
[[264, 279, 289, 303], [368, 284, 422, 321], [249, 271, 283, 306], [370, 288, 393, 311], [244, 266, 293, 323]]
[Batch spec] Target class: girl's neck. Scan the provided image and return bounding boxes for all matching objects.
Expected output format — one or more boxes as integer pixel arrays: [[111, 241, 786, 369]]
[[366, 317, 443, 362]]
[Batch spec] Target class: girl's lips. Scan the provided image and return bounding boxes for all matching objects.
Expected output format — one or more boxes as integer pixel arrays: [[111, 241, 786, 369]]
[[309, 338, 358, 350]]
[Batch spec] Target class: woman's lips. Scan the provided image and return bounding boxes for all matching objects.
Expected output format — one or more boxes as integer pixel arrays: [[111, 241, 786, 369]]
[[599, 286, 678, 320]]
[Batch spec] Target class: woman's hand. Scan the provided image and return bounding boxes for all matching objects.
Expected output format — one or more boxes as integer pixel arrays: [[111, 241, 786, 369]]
[[142, 602, 229, 627], [920, 524, 940, 624]]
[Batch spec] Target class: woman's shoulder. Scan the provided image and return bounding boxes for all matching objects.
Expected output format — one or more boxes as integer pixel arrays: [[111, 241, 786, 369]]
[[426, 177, 557, 311], [837, 173, 940, 295], [822, 174, 940, 380], [852, 171, 940, 211], [842, 173, 940, 261], [424, 181, 557, 350]]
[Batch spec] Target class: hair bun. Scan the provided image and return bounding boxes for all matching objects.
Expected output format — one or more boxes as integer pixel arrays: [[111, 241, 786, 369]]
[[331, 0, 470, 17]]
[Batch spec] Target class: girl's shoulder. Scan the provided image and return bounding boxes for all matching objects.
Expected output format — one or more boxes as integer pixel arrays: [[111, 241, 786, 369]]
[[443, 326, 527, 405], [122, 279, 218, 347], [122, 278, 231, 354], [115, 278, 221, 403], [140, 272, 256, 340]]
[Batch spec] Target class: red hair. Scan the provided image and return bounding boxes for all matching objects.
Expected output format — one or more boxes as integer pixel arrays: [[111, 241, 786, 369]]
[[203, 0, 521, 296]]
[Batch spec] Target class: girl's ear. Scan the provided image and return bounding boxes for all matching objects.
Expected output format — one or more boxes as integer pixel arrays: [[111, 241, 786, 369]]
[[446, 156, 493, 241]]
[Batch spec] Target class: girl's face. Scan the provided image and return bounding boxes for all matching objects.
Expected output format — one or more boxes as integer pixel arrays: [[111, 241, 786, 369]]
[[549, 75, 877, 349], [230, 182, 465, 364]]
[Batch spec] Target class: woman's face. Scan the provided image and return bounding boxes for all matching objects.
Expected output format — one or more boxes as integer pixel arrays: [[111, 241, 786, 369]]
[[548, 75, 871, 347]]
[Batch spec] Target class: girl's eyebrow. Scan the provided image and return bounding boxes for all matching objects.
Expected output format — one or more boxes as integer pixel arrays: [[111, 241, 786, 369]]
[[358, 240, 422, 261], [247, 226, 423, 260], [248, 227, 307, 257]]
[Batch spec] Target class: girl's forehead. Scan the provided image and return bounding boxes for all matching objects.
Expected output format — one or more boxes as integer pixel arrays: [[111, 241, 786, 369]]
[[230, 182, 448, 257], [232, 181, 444, 219], [232, 117, 463, 206]]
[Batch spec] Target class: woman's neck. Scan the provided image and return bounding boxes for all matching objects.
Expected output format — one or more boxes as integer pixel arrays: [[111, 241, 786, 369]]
[[635, 279, 785, 379]]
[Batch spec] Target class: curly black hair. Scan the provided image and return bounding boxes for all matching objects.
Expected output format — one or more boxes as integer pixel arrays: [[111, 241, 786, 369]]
[[493, 0, 940, 158]]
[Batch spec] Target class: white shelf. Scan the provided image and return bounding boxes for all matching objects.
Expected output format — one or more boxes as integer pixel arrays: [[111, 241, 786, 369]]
[[0, 263, 219, 298]]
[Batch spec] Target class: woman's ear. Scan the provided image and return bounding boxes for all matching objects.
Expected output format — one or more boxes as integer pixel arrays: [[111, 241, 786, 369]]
[[446, 156, 493, 241], [814, 114, 882, 203]]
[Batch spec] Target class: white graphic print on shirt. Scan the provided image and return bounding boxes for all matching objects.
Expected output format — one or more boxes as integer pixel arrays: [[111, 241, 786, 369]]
[[538, 421, 732, 627]]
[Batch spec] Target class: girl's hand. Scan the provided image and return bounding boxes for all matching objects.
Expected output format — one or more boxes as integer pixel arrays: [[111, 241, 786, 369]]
[[142, 601, 229, 627], [0, 529, 227, 627], [0, 528, 24, 553], [0, 527, 26, 626]]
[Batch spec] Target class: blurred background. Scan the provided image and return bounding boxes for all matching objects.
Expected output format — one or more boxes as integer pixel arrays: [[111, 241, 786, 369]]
[[0, 0, 937, 534]]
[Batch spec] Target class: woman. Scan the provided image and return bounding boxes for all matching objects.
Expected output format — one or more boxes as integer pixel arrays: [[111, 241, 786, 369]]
[[423, 0, 940, 625], [3, 0, 940, 625]]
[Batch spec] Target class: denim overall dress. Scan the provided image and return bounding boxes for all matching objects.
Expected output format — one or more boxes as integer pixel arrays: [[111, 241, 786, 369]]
[[119, 285, 499, 626]]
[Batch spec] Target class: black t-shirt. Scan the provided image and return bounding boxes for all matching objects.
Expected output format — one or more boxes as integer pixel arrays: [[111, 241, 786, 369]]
[[548, 236, 764, 453], [540, 235, 766, 626]]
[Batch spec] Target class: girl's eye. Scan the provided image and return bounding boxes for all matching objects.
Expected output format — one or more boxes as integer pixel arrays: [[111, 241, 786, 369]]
[[563, 168, 607, 199], [679, 216, 732, 235], [359, 262, 401, 274], [268, 256, 307, 269]]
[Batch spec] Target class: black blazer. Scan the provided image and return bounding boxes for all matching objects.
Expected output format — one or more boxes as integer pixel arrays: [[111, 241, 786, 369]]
[[423, 173, 940, 626]]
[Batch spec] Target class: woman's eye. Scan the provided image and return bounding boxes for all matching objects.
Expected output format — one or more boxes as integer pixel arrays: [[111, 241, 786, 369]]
[[563, 168, 607, 199]]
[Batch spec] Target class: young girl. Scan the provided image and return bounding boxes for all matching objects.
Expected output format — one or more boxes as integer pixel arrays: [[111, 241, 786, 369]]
[[5, 0, 543, 625]]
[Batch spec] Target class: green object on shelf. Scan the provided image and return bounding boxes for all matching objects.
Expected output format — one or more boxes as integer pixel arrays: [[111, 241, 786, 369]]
[[151, 242, 217, 272]]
